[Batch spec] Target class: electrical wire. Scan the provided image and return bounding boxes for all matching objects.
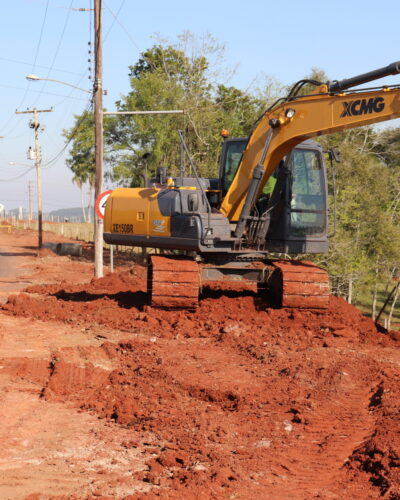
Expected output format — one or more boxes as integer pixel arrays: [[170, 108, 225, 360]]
[[28, 2, 93, 162], [0, 0, 50, 137], [44, 3, 95, 145], [42, 99, 93, 168], [103, 1, 141, 51], [31, 0, 50, 72], [31, 0, 75, 107], [0, 57, 84, 77], [103, 0, 126, 42], [0, 83, 87, 101], [0, 167, 35, 182], [88, 0, 93, 81]]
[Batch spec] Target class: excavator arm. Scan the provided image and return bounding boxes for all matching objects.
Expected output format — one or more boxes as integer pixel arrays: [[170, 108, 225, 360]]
[[220, 62, 400, 224]]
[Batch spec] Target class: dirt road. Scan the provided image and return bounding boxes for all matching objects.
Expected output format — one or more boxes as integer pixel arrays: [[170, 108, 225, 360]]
[[0, 228, 400, 499]]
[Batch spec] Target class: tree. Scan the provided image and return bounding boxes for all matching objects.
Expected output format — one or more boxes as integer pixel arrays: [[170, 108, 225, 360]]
[[62, 110, 95, 222], [64, 33, 279, 190], [105, 33, 268, 185], [317, 125, 400, 312]]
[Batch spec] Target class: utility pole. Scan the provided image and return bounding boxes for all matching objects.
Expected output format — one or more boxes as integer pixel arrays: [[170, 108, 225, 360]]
[[94, 0, 104, 277], [28, 181, 33, 221], [15, 108, 53, 248]]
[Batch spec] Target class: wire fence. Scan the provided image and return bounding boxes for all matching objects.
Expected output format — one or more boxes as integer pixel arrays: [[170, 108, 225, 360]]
[[2, 217, 145, 258]]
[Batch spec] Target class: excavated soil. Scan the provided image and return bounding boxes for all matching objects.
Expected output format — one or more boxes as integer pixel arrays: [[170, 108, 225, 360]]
[[1, 228, 400, 499]]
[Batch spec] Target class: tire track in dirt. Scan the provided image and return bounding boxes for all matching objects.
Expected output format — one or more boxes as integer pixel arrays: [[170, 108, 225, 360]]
[[275, 366, 376, 498]]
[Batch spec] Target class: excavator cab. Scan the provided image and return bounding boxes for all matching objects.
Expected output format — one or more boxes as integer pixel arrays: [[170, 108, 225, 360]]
[[219, 137, 329, 253], [265, 140, 329, 253]]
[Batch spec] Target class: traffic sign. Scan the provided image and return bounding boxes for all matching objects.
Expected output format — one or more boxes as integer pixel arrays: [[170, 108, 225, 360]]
[[95, 190, 113, 219]]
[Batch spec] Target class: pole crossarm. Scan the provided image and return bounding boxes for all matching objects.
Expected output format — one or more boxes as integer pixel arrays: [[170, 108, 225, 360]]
[[15, 109, 53, 114]]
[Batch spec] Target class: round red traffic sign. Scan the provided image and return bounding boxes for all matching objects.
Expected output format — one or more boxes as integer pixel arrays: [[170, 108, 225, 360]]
[[95, 189, 113, 219]]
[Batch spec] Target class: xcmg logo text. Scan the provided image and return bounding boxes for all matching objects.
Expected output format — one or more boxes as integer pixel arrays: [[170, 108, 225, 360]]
[[340, 97, 385, 117]]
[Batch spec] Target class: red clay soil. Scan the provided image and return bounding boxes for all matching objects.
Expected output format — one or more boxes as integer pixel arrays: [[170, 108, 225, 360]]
[[1, 228, 400, 499]]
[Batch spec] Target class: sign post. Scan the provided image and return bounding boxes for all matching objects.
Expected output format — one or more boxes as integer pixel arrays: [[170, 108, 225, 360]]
[[95, 189, 113, 272]]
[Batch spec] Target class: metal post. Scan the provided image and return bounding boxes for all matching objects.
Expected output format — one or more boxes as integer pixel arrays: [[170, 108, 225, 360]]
[[110, 244, 114, 272], [179, 129, 184, 184], [94, 0, 104, 277]]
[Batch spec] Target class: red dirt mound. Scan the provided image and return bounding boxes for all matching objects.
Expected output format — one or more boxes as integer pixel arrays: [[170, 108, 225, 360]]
[[2, 267, 384, 346], [3, 263, 400, 498]]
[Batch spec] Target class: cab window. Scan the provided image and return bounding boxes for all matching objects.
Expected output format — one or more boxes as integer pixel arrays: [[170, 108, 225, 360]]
[[289, 149, 327, 236], [221, 140, 247, 191]]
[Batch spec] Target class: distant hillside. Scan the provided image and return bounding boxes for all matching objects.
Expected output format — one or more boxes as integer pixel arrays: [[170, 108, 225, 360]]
[[47, 207, 92, 222], [48, 207, 89, 218]]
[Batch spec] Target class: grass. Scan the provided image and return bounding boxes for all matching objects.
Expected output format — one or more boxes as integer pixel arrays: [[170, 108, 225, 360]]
[[354, 284, 400, 330]]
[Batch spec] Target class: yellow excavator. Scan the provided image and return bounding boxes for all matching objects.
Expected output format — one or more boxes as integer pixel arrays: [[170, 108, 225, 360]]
[[104, 62, 400, 309]]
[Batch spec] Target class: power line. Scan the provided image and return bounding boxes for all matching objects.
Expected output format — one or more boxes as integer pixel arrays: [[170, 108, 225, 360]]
[[103, 1, 141, 51], [31, 0, 50, 72], [88, 0, 94, 82], [0, 83, 87, 101], [0, 57, 86, 77], [0, 0, 50, 136], [0, 167, 35, 182], [15, 107, 54, 247], [42, 100, 93, 168], [31, 0, 74, 106], [103, 0, 126, 42]]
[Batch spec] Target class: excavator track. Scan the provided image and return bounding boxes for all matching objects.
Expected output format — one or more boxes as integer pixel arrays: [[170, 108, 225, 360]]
[[269, 260, 330, 309], [148, 256, 200, 309]]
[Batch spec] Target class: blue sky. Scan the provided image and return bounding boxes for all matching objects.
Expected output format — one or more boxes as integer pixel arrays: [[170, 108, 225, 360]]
[[1, 0, 400, 211]]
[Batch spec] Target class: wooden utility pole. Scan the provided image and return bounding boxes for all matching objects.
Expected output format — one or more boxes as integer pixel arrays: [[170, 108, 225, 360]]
[[94, 0, 104, 277], [15, 108, 53, 248]]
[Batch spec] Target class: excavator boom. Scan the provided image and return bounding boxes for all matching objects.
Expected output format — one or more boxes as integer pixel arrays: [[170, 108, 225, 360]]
[[221, 63, 400, 222]]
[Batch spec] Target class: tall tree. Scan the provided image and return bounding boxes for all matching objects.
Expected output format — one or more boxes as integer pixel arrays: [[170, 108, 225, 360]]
[[105, 33, 267, 185]]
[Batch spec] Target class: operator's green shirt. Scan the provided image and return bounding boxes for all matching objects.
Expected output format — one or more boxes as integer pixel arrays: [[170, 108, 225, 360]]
[[262, 175, 277, 195]]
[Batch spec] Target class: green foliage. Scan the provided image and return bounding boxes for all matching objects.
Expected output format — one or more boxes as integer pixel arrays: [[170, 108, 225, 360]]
[[104, 33, 269, 185], [62, 110, 95, 186], [63, 33, 277, 187], [318, 126, 400, 308]]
